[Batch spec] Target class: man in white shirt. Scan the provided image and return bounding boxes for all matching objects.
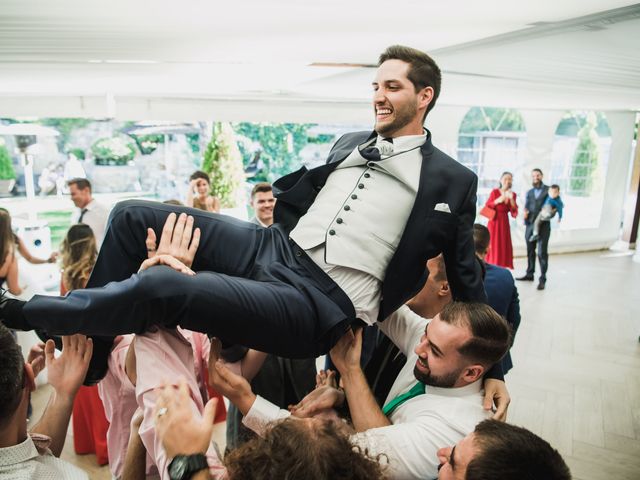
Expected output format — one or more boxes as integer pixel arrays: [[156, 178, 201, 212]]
[[0, 324, 92, 479], [67, 178, 110, 247], [209, 301, 510, 480]]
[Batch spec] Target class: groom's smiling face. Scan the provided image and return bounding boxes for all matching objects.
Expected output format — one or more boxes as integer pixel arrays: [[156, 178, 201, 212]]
[[372, 59, 432, 138]]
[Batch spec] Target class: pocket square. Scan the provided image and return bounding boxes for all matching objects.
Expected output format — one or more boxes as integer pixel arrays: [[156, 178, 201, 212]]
[[434, 203, 451, 213]]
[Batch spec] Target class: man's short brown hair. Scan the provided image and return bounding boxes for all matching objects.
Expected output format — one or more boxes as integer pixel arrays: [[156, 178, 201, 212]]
[[0, 324, 25, 427], [67, 177, 92, 192], [378, 45, 442, 119], [439, 302, 510, 368], [467, 419, 571, 480], [250, 182, 272, 200]]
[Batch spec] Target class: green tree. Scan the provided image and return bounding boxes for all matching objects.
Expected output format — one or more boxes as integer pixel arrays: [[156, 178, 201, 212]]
[[568, 112, 599, 196], [202, 122, 244, 208], [0, 142, 16, 180], [233, 123, 312, 182]]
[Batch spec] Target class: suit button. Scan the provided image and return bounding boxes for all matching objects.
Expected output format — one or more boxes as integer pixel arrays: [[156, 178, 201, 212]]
[[344, 205, 350, 211], [336, 218, 343, 224], [329, 229, 336, 236], [358, 183, 364, 189], [364, 173, 371, 178], [295, 250, 302, 257], [351, 194, 358, 200]]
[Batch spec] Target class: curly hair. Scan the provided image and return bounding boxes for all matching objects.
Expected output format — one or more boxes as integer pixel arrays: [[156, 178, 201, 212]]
[[60, 224, 97, 291], [225, 418, 386, 480]]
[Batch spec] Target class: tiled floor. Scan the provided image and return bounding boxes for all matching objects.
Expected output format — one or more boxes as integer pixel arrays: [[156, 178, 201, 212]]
[[30, 251, 640, 479]]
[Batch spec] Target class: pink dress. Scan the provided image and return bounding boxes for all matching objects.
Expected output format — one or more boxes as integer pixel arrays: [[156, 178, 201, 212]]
[[485, 189, 518, 269]]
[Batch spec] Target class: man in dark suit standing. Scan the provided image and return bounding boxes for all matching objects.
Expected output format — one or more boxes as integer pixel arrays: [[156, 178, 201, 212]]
[[474, 224, 521, 374], [2, 45, 486, 382], [518, 168, 550, 290]]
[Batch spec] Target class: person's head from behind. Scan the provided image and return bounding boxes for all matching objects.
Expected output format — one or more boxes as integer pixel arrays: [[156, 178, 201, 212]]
[[374, 45, 441, 137], [437, 419, 571, 480], [0, 208, 15, 264], [406, 254, 451, 319], [67, 178, 93, 209], [549, 184, 560, 199], [250, 182, 276, 226], [225, 417, 385, 480], [413, 302, 509, 388], [473, 224, 491, 261], [531, 168, 543, 188], [0, 324, 35, 437], [499, 171, 513, 190], [61, 224, 97, 291], [189, 171, 211, 197]]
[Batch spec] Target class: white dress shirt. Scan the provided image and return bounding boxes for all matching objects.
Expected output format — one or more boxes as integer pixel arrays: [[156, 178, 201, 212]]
[[243, 305, 491, 480], [0, 434, 88, 480], [74, 199, 110, 247], [292, 133, 426, 325]]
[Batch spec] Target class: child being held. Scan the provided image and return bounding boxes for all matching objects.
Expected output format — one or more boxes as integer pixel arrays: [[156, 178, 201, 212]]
[[529, 184, 564, 243]]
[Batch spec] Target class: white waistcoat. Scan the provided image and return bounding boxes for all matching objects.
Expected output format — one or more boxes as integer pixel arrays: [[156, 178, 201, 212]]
[[290, 144, 422, 282]]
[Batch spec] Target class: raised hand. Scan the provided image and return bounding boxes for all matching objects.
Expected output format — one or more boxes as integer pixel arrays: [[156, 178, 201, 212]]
[[45, 334, 93, 398], [154, 380, 218, 458], [147, 212, 201, 268]]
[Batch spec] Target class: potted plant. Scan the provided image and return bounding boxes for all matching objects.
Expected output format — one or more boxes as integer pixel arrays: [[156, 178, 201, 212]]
[[0, 139, 17, 195]]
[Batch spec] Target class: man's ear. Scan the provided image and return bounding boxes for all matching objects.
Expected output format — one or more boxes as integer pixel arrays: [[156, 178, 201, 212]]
[[418, 86, 434, 111], [461, 365, 484, 384], [438, 281, 450, 297], [24, 363, 36, 393]]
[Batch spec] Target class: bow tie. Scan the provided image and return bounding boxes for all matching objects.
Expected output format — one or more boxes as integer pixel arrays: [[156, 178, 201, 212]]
[[360, 138, 393, 162]]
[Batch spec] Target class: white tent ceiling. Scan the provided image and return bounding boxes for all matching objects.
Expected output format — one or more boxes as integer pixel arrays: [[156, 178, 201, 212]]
[[0, 0, 639, 121]]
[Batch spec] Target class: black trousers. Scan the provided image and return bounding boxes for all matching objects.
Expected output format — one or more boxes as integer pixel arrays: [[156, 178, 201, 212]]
[[525, 221, 550, 281], [24, 200, 355, 358]]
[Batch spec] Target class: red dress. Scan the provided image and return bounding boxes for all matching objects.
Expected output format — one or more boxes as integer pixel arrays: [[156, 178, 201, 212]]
[[485, 189, 518, 269], [61, 279, 111, 465]]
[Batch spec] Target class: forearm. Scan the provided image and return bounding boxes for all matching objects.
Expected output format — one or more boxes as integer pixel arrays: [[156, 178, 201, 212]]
[[341, 368, 390, 432], [121, 429, 147, 480], [29, 390, 75, 456], [240, 350, 268, 381]]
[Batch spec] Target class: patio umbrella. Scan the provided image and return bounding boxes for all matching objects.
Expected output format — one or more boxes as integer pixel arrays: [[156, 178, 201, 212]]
[[0, 123, 60, 219]]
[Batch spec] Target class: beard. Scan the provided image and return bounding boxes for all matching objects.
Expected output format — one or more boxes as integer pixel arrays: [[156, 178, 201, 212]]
[[375, 100, 418, 137], [413, 363, 463, 389]]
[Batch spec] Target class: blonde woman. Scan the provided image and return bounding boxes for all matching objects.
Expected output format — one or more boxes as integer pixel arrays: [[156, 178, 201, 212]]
[[0, 208, 57, 296], [59, 223, 98, 294]]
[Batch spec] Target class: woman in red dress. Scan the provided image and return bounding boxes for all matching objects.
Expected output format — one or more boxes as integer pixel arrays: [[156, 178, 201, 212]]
[[485, 171, 518, 269], [59, 224, 110, 465]]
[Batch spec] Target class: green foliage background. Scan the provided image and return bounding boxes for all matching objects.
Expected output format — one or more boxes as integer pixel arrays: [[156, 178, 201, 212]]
[[202, 122, 245, 208], [0, 143, 16, 180], [233, 123, 312, 182]]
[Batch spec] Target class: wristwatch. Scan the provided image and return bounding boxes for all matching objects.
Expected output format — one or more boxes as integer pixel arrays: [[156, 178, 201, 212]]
[[168, 453, 209, 480]]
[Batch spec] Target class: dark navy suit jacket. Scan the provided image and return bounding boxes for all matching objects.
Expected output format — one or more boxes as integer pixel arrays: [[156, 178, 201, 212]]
[[484, 263, 521, 374]]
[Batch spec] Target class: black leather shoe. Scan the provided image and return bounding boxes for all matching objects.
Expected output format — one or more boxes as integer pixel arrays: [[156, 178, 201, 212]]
[[537, 280, 546, 290], [83, 336, 114, 386], [0, 289, 30, 330], [516, 275, 534, 281]]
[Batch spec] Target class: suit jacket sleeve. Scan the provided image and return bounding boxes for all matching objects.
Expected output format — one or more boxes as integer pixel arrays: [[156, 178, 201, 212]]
[[507, 286, 521, 345], [443, 175, 487, 303]]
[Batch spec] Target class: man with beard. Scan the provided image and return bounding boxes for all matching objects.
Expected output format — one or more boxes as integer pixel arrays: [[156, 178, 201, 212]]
[[517, 168, 550, 290], [218, 302, 510, 480], [1, 45, 487, 387]]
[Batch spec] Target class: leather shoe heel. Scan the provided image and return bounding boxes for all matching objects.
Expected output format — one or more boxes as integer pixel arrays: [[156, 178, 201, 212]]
[[516, 275, 534, 281]]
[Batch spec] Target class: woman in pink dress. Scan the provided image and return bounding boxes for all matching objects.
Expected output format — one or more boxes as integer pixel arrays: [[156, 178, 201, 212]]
[[485, 171, 518, 269]]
